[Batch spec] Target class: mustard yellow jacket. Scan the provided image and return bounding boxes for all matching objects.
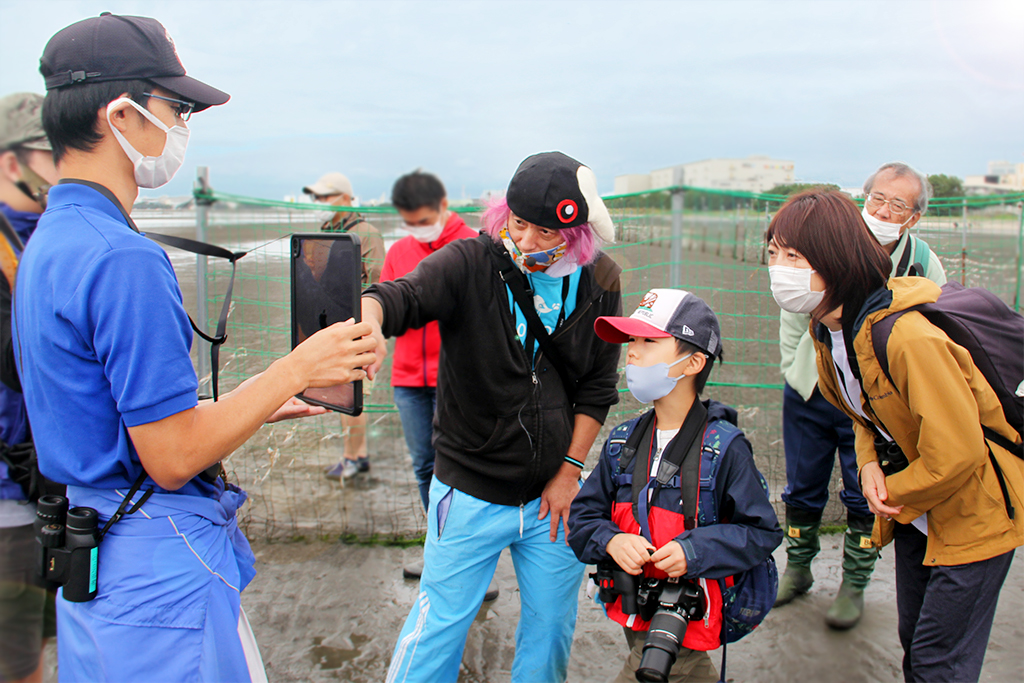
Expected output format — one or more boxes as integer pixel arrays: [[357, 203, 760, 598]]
[[813, 277, 1023, 567]]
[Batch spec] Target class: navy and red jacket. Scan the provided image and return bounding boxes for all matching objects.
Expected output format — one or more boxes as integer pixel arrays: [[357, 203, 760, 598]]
[[568, 400, 782, 650], [379, 213, 477, 387]]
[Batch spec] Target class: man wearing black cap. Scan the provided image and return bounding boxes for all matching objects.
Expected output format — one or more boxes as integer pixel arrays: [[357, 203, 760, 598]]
[[14, 13, 377, 682], [365, 152, 622, 683]]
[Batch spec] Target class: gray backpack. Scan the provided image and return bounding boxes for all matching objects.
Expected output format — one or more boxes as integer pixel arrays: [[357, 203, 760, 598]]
[[871, 281, 1023, 459]]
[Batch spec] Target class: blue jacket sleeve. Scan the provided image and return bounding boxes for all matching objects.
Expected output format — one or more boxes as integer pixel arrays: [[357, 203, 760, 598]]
[[568, 439, 623, 565], [675, 438, 783, 580]]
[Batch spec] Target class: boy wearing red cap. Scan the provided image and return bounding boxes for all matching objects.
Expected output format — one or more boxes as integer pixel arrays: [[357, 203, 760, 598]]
[[569, 289, 781, 682]]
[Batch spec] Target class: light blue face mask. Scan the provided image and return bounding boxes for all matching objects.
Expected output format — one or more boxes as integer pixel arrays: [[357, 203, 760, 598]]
[[624, 352, 693, 404]]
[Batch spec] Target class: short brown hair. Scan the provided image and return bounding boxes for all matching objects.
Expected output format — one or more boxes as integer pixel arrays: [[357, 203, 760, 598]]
[[766, 190, 890, 327]]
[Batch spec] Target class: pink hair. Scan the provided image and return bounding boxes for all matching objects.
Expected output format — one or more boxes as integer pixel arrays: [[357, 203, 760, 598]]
[[482, 196, 601, 266]]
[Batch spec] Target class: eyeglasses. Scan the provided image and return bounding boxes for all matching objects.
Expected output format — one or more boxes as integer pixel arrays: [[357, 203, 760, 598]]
[[865, 193, 914, 215], [143, 92, 195, 122]]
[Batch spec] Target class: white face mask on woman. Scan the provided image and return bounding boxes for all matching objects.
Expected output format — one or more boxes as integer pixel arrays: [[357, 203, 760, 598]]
[[769, 265, 825, 314], [861, 207, 910, 246], [106, 98, 189, 189]]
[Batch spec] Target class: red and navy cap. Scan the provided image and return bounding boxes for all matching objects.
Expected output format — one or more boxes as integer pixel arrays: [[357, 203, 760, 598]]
[[595, 289, 723, 359], [40, 13, 229, 112]]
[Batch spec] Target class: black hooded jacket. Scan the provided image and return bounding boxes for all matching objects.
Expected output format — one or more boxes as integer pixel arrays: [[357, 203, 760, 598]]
[[363, 234, 622, 506]]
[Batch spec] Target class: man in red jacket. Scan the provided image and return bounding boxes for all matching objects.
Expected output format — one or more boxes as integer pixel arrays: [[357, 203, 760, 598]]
[[384, 173, 476, 579]]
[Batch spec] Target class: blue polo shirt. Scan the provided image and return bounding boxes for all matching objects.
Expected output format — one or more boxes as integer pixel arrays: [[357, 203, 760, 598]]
[[13, 181, 209, 496]]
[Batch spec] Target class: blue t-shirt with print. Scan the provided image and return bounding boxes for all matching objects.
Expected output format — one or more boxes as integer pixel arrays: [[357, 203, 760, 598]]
[[506, 267, 581, 363], [13, 182, 211, 497]]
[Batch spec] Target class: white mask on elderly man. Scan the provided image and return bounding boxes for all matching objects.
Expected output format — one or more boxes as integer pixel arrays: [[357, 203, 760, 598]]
[[862, 207, 910, 246], [769, 265, 825, 314]]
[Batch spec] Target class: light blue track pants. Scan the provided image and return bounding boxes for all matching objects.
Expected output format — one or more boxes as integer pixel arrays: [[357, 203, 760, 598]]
[[387, 477, 584, 683]]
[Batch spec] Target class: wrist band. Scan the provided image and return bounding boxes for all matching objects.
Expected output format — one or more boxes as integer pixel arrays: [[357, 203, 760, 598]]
[[564, 455, 585, 469]]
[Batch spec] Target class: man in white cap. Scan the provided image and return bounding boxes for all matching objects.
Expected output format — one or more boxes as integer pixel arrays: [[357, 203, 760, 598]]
[[303, 172, 385, 480]]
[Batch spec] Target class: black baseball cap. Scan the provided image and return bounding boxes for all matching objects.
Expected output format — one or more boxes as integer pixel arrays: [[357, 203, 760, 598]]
[[40, 12, 229, 112], [506, 151, 615, 241]]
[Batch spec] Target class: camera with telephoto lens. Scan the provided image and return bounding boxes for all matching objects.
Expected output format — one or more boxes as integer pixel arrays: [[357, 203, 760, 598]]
[[35, 494, 100, 602], [874, 434, 909, 476], [591, 561, 707, 683], [634, 576, 707, 682]]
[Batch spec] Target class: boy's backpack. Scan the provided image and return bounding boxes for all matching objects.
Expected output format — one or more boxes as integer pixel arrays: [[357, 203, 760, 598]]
[[870, 281, 1024, 458], [615, 406, 779, 644]]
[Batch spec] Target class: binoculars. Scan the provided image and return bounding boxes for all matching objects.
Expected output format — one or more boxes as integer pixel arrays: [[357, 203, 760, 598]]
[[874, 434, 909, 476], [34, 494, 100, 602]]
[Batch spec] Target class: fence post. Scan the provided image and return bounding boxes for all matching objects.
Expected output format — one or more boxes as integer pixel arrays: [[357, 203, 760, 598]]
[[194, 167, 211, 397], [670, 167, 684, 287], [960, 199, 968, 286], [1016, 200, 1023, 312]]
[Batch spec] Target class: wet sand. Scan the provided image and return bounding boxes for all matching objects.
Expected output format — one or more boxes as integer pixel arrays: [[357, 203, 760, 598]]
[[239, 536, 1023, 683]]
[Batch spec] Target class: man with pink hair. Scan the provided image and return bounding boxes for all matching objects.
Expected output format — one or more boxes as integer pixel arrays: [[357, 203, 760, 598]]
[[363, 152, 622, 683]]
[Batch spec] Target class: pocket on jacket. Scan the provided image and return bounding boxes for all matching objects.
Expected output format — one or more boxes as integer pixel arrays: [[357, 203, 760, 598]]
[[459, 416, 516, 455], [929, 471, 1013, 546]]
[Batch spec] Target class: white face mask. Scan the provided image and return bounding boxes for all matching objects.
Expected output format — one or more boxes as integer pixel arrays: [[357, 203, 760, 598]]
[[403, 218, 444, 243], [861, 206, 910, 246], [769, 265, 825, 314], [314, 201, 338, 226], [106, 98, 189, 189]]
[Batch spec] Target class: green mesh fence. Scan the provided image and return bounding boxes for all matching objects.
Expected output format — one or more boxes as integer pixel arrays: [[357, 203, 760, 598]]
[[144, 181, 1023, 541]]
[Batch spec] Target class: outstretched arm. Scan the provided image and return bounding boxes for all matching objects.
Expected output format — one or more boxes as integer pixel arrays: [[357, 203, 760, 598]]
[[128, 319, 377, 490]]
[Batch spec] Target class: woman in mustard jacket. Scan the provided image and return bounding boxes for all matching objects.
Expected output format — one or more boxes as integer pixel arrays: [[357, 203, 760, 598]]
[[764, 189, 1022, 683]]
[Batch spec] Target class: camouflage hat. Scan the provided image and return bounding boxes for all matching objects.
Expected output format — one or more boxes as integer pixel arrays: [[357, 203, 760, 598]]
[[0, 93, 50, 152]]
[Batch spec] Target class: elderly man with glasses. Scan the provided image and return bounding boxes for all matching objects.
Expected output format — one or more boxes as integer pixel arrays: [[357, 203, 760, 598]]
[[772, 162, 946, 631]]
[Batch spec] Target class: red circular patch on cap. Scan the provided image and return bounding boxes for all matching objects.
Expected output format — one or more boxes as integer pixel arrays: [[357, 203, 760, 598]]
[[556, 199, 578, 224]]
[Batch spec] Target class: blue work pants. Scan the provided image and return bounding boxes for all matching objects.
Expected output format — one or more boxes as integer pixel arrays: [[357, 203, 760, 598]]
[[387, 477, 584, 683], [57, 485, 259, 682], [781, 383, 871, 517], [393, 386, 436, 511]]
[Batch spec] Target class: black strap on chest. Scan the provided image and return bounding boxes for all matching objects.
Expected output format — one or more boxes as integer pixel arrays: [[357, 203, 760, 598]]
[[620, 401, 708, 531], [322, 214, 365, 233], [486, 239, 577, 402]]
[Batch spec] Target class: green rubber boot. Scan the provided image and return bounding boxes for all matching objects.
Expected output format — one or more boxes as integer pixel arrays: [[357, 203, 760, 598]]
[[826, 512, 878, 630], [774, 504, 822, 607]]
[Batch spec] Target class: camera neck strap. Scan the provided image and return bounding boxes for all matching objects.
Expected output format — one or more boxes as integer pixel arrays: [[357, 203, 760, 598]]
[[625, 402, 708, 541]]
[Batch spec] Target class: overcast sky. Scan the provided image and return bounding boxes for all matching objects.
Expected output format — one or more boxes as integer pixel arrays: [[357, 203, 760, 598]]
[[1, 0, 1021, 202]]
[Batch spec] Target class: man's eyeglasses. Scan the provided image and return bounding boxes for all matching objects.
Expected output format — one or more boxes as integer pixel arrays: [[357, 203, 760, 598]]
[[143, 92, 195, 122], [865, 193, 914, 215]]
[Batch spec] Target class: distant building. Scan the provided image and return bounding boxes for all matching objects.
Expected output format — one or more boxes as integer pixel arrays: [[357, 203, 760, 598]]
[[616, 155, 795, 195], [612, 174, 652, 195], [964, 160, 1024, 194]]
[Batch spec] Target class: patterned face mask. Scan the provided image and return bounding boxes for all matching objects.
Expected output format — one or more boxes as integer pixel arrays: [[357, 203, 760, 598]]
[[499, 226, 568, 274]]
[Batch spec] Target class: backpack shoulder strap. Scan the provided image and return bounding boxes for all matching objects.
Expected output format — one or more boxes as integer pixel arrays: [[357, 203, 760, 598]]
[[907, 235, 931, 278], [697, 419, 745, 527]]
